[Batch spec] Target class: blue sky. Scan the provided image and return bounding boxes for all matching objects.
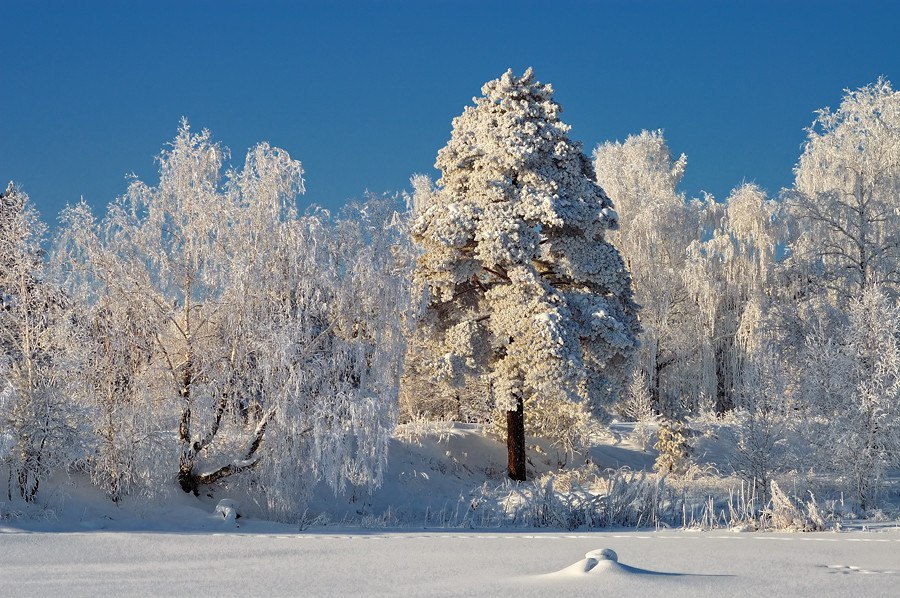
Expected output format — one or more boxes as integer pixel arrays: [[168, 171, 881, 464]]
[[2, 0, 899, 224]]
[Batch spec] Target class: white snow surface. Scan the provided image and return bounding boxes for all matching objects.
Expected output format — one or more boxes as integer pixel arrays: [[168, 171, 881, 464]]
[[2, 527, 899, 596]]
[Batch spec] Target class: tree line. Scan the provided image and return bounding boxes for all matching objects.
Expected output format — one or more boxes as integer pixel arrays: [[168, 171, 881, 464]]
[[2, 71, 898, 516]]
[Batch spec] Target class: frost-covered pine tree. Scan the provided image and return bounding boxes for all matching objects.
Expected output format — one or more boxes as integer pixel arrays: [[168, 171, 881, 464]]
[[410, 69, 639, 480]]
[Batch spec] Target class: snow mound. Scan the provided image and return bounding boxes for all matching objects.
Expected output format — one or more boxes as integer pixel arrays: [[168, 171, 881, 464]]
[[215, 499, 241, 525], [585, 548, 618, 562], [545, 548, 679, 578]]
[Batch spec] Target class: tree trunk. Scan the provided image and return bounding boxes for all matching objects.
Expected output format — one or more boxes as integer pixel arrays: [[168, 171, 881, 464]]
[[714, 345, 734, 414], [177, 350, 198, 494], [177, 407, 274, 495], [506, 397, 526, 481], [177, 467, 199, 495]]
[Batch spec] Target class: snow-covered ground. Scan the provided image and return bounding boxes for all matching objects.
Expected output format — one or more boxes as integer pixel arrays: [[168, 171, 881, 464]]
[[2, 422, 898, 596], [2, 527, 900, 596], [308, 421, 658, 525]]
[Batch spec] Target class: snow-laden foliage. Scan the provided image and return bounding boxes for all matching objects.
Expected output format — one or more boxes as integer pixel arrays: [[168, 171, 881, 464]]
[[788, 78, 900, 301], [0, 183, 81, 501], [725, 349, 793, 504], [593, 131, 706, 415], [798, 286, 900, 510], [407, 69, 639, 463], [54, 122, 409, 516], [687, 183, 783, 413]]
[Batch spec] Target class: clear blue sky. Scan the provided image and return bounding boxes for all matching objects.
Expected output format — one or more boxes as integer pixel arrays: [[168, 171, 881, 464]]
[[2, 0, 898, 224]]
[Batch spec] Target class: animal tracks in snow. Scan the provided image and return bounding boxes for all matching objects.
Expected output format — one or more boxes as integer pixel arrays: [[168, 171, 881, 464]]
[[822, 565, 896, 575]]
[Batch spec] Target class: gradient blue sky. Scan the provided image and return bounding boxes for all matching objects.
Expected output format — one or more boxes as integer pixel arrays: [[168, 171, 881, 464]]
[[2, 0, 899, 224]]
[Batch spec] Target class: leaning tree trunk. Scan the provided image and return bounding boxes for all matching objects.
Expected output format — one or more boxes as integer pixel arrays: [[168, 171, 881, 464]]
[[506, 396, 526, 481]]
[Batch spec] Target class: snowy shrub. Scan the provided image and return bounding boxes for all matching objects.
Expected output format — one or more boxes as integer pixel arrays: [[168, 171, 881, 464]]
[[765, 481, 826, 532], [475, 465, 683, 530]]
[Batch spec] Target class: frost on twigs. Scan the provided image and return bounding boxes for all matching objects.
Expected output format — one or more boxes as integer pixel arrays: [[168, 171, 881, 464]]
[[765, 481, 826, 532], [790, 78, 900, 302], [622, 369, 658, 451], [0, 184, 81, 503]]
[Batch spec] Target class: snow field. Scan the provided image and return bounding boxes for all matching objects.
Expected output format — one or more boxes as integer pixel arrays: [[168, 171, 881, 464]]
[[2, 529, 899, 597]]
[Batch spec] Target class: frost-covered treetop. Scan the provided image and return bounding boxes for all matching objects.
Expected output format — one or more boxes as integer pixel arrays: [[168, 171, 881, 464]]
[[592, 130, 687, 222], [436, 68, 616, 229], [441, 68, 617, 232], [416, 68, 626, 297], [792, 77, 900, 297], [796, 77, 900, 210]]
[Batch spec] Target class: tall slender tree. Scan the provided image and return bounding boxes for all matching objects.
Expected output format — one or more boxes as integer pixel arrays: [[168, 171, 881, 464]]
[[411, 69, 639, 480], [0, 183, 78, 501], [593, 131, 705, 414]]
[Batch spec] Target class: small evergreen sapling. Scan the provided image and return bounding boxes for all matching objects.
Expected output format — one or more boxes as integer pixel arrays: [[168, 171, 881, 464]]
[[654, 420, 692, 476]]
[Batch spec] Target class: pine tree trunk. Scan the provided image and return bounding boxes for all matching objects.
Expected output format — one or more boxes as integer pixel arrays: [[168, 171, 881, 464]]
[[506, 397, 526, 481]]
